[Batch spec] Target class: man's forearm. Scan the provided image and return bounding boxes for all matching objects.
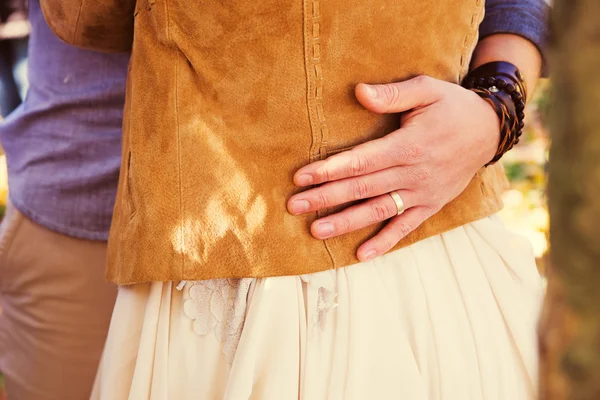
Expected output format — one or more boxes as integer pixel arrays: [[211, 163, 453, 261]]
[[475, 0, 550, 96], [471, 33, 543, 100]]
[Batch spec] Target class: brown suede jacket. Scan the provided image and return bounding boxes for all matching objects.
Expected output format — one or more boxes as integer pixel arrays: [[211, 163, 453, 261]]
[[41, 0, 507, 284]]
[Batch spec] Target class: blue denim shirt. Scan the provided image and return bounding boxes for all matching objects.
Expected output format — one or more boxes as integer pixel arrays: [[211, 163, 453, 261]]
[[0, 0, 128, 240], [481, 0, 550, 74], [0, 0, 548, 241]]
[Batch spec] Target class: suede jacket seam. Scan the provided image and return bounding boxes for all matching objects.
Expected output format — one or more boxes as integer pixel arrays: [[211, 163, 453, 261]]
[[165, 0, 185, 277], [303, 0, 337, 268], [459, 0, 484, 82]]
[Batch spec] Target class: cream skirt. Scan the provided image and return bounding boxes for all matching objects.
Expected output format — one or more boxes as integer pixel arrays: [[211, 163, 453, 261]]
[[92, 217, 543, 400]]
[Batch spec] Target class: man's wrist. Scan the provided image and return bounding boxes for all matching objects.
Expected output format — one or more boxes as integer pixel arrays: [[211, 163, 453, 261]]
[[463, 61, 528, 166]]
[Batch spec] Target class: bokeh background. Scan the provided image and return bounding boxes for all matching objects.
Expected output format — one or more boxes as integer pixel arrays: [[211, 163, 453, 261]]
[[498, 79, 550, 276]]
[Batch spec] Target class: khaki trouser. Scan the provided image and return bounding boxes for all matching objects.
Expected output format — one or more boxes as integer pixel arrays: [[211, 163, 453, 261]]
[[0, 203, 117, 399]]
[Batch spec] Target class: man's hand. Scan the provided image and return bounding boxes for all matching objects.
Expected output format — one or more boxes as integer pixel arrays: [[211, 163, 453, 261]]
[[287, 75, 501, 262]]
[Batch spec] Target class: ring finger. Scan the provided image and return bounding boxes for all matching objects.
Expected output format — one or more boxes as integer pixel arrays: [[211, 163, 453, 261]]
[[288, 166, 417, 215], [310, 189, 418, 240]]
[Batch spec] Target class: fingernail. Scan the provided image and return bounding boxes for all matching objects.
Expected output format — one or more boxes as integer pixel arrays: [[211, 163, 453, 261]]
[[297, 174, 313, 186], [363, 249, 377, 261], [364, 84, 378, 99], [316, 222, 335, 237], [291, 200, 310, 214]]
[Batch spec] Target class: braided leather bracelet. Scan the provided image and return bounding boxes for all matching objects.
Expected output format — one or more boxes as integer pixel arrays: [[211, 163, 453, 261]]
[[462, 61, 528, 166]]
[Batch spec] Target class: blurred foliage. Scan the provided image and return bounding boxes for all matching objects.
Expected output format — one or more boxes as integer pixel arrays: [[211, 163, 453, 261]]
[[499, 79, 550, 275]]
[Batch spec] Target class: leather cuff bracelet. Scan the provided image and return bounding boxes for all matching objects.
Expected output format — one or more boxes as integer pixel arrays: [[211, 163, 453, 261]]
[[462, 61, 528, 166]]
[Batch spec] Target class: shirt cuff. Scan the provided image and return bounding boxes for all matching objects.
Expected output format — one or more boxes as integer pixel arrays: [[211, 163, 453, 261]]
[[479, 3, 550, 77]]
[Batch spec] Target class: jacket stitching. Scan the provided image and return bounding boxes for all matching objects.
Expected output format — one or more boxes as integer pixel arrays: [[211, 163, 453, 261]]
[[306, 0, 330, 163], [304, 0, 337, 267], [165, 0, 185, 277], [459, 0, 484, 82]]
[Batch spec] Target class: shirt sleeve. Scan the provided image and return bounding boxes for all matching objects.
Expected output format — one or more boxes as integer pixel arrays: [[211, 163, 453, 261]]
[[40, 0, 135, 52], [480, 0, 550, 75]]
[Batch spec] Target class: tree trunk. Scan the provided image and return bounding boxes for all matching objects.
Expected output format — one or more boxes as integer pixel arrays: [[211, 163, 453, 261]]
[[540, 1, 600, 399]]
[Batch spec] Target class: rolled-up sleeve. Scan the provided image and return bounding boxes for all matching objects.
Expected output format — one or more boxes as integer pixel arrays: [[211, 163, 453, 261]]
[[481, 0, 550, 74], [40, 0, 135, 52]]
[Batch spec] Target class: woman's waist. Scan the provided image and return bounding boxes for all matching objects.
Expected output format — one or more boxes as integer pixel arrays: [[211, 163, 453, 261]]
[[107, 164, 507, 285]]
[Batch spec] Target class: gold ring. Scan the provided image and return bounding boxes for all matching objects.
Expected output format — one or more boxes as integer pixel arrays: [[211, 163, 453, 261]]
[[389, 191, 405, 216]]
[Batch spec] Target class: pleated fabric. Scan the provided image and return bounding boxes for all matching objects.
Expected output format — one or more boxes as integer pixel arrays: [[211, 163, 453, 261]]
[[92, 216, 542, 400]]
